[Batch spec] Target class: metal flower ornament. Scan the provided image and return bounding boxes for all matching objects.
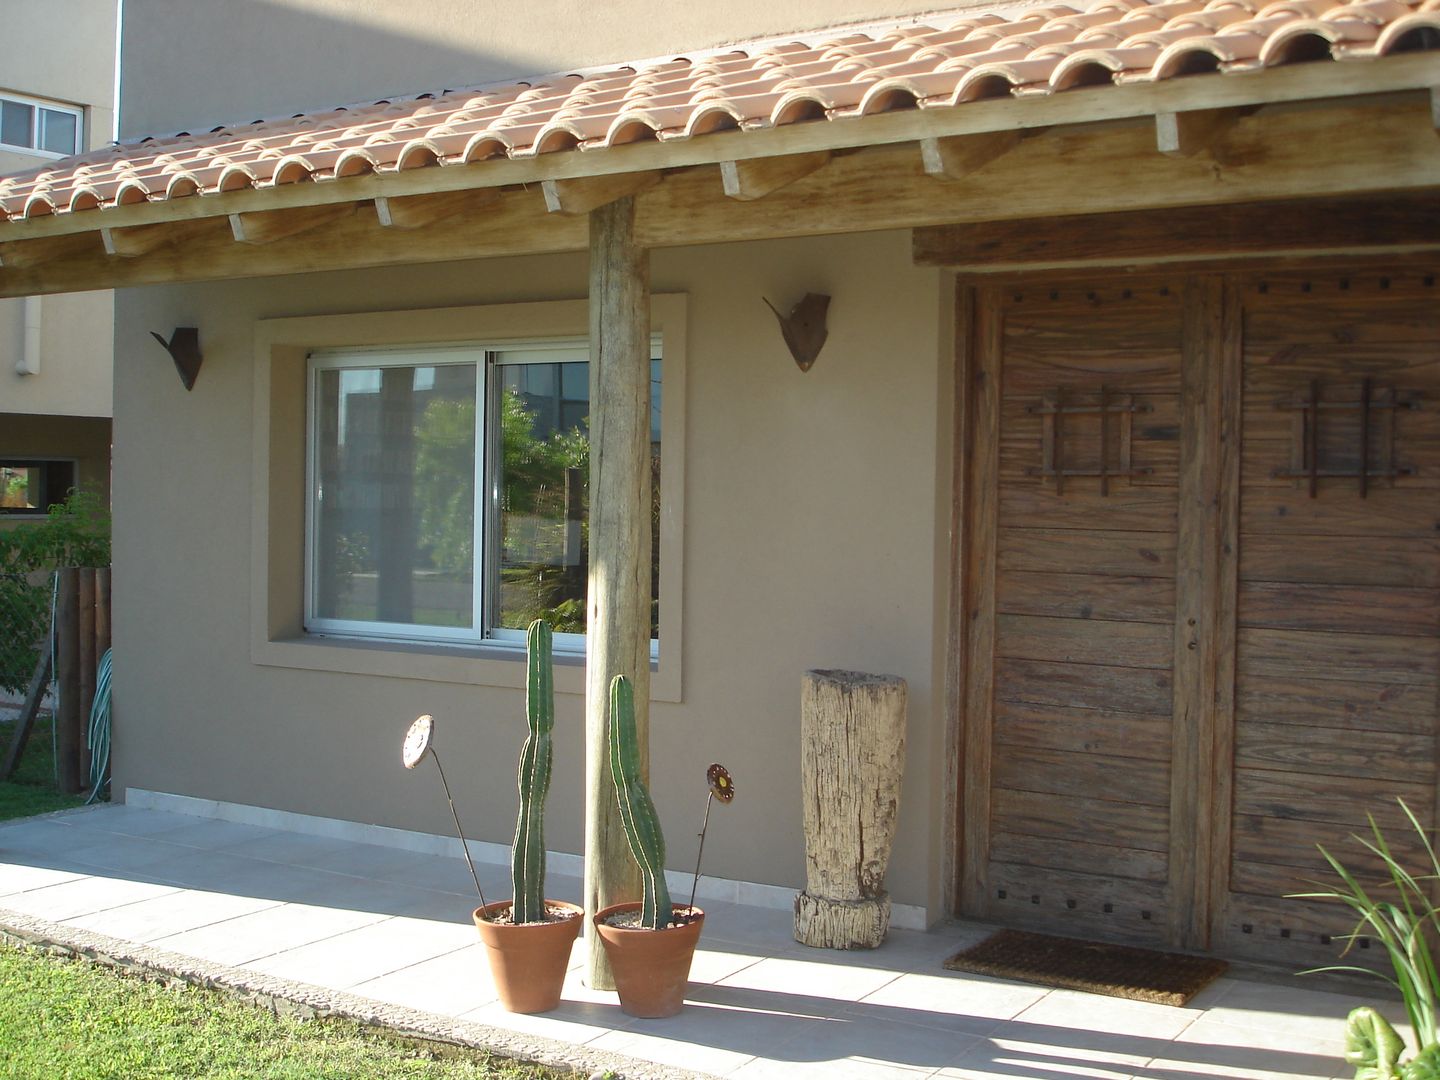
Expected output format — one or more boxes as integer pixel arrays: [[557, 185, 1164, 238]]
[[688, 763, 736, 915], [401, 713, 487, 908]]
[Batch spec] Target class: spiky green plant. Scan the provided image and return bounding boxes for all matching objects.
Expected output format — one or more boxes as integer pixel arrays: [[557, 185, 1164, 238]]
[[1291, 799, 1440, 1077], [510, 619, 554, 924], [608, 673, 672, 929]]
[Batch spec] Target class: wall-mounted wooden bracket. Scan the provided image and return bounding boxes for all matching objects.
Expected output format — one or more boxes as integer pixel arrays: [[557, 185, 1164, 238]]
[[763, 292, 829, 372], [151, 326, 202, 390], [1274, 378, 1420, 497], [1028, 386, 1152, 495]]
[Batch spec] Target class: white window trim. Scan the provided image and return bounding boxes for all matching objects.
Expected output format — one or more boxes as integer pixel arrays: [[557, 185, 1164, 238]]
[[251, 296, 686, 703], [0, 91, 83, 158]]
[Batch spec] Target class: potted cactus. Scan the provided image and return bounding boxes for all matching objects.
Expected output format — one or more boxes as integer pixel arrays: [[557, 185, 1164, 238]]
[[592, 673, 733, 1018], [403, 620, 582, 1014]]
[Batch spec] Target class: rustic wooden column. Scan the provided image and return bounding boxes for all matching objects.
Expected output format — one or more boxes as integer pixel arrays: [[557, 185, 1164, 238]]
[[54, 568, 82, 794], [583, 194, 651, 989], [795, 669, 907, 949]]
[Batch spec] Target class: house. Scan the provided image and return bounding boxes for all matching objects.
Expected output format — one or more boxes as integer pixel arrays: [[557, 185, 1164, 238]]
[[1, 0, 1437, 985], [0, 0, 116, 526]]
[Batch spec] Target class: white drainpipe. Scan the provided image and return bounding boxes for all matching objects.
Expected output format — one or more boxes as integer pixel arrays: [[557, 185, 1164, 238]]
[[17, 295, 41, 375]]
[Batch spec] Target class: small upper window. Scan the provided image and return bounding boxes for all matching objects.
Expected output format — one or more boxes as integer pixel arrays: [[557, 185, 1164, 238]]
[[0, 94, 82, 157], [0, 460, 76, 515]]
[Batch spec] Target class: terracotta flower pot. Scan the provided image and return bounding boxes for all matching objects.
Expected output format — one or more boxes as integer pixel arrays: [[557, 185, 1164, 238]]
[[593, 902, 705, 1018], [473, 900, 584, 1013]]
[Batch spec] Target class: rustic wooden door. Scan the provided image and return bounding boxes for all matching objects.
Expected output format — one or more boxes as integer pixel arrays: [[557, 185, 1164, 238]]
[[959, 267, 1440, 962], [1213, 269, 1440, 969], [959, 279, 1209, 950]]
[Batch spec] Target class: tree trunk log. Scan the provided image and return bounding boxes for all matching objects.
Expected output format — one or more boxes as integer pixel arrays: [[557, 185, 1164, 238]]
[[583, 195, 651, 989], [795, 669, 907, 949]]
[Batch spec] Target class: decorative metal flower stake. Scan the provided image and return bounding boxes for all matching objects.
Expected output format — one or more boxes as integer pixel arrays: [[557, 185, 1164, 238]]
[[402, 714, 487, 907], [688, 763, 735, 915]]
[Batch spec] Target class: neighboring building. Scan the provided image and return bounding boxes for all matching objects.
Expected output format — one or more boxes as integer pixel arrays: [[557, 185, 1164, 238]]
[[0, 0, 116, 524], [1, 0, 1438, 976]]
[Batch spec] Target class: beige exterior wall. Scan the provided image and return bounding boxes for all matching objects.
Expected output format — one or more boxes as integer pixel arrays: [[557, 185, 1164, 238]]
[[119, 0, 975, 138], [110, 231, 955, 915], [1, 0, 115, 440]]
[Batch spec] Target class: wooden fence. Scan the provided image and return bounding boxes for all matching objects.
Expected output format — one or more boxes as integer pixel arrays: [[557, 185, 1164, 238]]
[[0, 567, 110, 792]]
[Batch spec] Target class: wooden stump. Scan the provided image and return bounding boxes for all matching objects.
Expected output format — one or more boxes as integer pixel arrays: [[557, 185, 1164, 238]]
[[795, 669, 907, 949]]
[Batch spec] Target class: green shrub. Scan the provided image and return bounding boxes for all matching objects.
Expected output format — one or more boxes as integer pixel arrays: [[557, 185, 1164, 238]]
[[0, 490, 110, 695]]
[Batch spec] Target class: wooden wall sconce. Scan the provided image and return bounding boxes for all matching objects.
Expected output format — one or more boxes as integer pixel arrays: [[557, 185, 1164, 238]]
[[764, 293, 830, 372], [150, 327, 203, 390]]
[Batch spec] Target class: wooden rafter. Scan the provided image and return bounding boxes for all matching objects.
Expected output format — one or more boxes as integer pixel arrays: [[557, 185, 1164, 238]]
[[229, 203, 356, 245], [375, 189, 497, 229], [2, 96, 1438, 298], [719, 150, 830, 200], [920, 131, 1022, 180], [542, 171, 661, 215], [1154, 108, 1248, 157], [913, 191, 1440, 272], [101, 218, 218, 258]]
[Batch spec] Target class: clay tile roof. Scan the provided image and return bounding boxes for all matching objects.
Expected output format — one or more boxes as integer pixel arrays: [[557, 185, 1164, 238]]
[[0, 0, 1433, 224]]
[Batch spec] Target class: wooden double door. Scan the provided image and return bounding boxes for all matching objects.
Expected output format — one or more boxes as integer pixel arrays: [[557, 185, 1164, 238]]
[[958, 266, 1440, 965]]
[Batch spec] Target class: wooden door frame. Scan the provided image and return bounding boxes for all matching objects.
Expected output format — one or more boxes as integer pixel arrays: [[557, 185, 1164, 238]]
[[946, 270, 1244, 952]]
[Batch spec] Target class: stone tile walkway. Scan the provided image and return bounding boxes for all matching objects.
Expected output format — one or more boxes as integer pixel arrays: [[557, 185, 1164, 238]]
[[0, 804, 1388, 1079]]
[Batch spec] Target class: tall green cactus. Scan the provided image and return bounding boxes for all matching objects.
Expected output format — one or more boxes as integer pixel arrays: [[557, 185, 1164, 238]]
[[510, 619, 553, 924], [608, 673, 672, 928]]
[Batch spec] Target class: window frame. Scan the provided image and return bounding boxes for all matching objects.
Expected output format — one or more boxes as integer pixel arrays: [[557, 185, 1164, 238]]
[[0, 457, 78, 517], [253, 296, 686, 702], [0, 92, 83, 158]]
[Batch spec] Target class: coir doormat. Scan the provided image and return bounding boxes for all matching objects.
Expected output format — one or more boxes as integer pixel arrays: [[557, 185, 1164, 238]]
[[943, 929, 1228, 1007]]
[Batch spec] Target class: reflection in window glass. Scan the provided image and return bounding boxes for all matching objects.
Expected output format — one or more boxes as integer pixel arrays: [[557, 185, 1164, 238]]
[[0, 101, 32, 148], [0, 460, 75, 514], [313, 363, 477, 629], [494, 357, 661, 638], [39, 108, 77, 155]]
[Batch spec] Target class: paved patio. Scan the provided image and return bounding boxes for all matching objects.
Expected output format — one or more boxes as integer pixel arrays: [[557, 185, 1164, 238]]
[[0, 804, 1389, 1079]]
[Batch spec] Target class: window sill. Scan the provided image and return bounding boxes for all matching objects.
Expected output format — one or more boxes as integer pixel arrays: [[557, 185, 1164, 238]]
[[252, 632, 677, 701]]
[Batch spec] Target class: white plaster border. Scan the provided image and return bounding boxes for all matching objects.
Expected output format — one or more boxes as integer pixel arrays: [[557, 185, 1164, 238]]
[[125, 788, 930, 931]]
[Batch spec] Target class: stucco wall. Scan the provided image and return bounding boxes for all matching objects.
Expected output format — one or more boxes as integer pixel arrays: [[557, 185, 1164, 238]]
[[119, 0, 984, 138], [1, 0, 115, 422], [109, 230, 954, 915]]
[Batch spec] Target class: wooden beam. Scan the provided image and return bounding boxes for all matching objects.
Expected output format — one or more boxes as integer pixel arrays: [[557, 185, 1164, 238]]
[[913, 191, 1440, 271], [920, 131, 1021, 180], [0, 231, 98, 269], [229, 203, 355, 245], [1155, 108, 1245, 157], [583, 194, 650, 990], [542, 171, 660, 215], [2, 54, 1438, 246], [720, 150, 830, 200], [101, 218, 218, 258], [375, 188, 497, 229], [4, 97, 1439, 299]]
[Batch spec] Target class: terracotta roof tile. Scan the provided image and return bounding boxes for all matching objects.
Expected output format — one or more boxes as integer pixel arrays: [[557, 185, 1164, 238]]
[[1, 0, 1434, 223]]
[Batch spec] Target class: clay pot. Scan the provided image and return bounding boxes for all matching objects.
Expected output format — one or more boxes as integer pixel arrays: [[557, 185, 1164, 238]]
[[593, 902, 705, 1018], [473, 900, 584, 1013]]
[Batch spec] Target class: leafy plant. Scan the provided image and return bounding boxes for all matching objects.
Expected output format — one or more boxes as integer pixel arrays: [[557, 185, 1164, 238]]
[[0, 490, 110, 695], [1292, 799, 1440, 1077]]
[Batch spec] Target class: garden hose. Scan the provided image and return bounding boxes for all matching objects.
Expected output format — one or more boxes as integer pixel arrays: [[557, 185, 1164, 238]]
[[85, 648, 112, 804]]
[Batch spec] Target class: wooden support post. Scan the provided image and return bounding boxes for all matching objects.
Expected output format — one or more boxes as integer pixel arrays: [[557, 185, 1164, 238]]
[[794, 670, 908, 949], [583, 195, 652, 989], [55, 568, 82, 794]]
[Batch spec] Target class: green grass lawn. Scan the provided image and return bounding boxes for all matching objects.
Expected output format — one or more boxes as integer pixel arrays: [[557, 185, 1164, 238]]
[[0, 942, 570, 1080], [0, 714, 89, 823]]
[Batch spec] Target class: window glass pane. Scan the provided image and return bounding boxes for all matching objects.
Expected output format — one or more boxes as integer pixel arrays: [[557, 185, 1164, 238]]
[[0, 465, 42, 511], [1, 101, 34, 148], [39, 108, 77, 155], [313, 362, 476, 630], [494, 356, 660, 638]]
